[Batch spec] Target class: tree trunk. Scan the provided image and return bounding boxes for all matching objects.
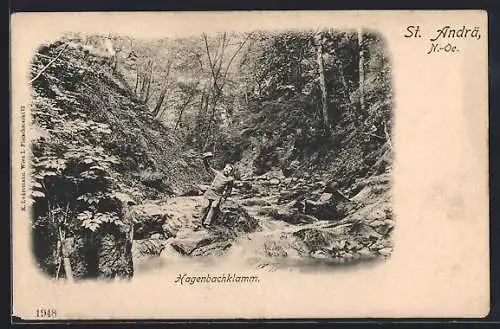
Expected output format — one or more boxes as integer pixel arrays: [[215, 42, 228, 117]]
[[358, 28, 365, 113], [174, 92, 196, 131], [203, 92, 217, 150], [153, 87, 168, 117], [201, 32, 251, 134], [155, 86, 173, 121], [59, 227, 74, 282], [134, 67, 140, 95], [144, 67, 153, 103], [139, 60, 152, 101], [139, 72, 147, 99], [155, 89, 171, 121], [196, 92, 207, 133], [153, 61, 172, 118], [112, 53, 118, 73], [316, 40, 329, 131], [199, 91, 211, 148]]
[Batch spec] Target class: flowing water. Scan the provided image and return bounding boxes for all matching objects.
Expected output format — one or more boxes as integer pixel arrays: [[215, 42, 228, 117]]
[[133, 193, 385, 276], [132, 173, 393, 276]]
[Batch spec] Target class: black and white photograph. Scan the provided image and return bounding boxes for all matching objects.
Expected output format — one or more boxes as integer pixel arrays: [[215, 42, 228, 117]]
[[11, 11, 489, 319], [28, 27, 393, 280]]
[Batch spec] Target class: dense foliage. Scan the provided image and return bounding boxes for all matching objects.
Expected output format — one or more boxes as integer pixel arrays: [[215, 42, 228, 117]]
[[29, 38, 207, 277], [28, 29, 392, 278], [118, 29, 392, 182]]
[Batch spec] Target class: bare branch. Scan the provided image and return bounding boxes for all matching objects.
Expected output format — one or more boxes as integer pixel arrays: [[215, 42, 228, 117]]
[[174, 90, 197, 130], [214, 33, 229, 79], [153, 61, 172, 117], [202, 33, 219, 91], [219, 33, 252, 90], [30, 43, 69, 83]]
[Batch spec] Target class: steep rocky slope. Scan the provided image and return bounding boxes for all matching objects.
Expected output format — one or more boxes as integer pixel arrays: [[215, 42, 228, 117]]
[[30, 38, 208, 279]]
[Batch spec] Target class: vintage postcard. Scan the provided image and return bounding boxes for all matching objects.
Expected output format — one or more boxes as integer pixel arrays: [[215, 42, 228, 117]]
[[10, 10, 489, 320]]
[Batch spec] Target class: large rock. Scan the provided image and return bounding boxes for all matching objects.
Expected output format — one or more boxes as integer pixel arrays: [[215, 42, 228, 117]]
[[234, 181, 255, 194], [132, 238, 169, 258], [130, 202, 170, 239], [214, 200, 260, 233], [277, 188, 309, 204], [257, 204, 317, 225], [169, 230, 221, 255], [134, 197, 261, 258], [131, 237, 170, 273], [67, 234, 94, 279], [349, 173, 391, 205], [180, 184, 204, 196], [292, 228, 337, 252], [303, 192, 359, 221], [283, 172, 395, 261], [64, 223, 134, 280], [288, 220, 390, 261], [97, 229, 134, 279], [343, 197, 392, 232], [240, 198, 272, 207], [190, 241, 233, 257], [269, 178, 281, 186]]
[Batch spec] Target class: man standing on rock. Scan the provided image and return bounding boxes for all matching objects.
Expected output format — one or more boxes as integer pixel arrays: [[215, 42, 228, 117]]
[[200, 152, 235, 228]]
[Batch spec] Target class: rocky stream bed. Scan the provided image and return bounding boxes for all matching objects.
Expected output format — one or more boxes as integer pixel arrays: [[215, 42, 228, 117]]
[[131, 171, 394, 273]]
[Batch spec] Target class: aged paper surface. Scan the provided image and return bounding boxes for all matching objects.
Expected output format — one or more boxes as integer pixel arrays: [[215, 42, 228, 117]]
[[11, 10, 488, 319]]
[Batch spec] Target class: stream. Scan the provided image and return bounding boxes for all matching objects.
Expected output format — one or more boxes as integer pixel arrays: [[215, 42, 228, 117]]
[[132, 180, 391, 276]]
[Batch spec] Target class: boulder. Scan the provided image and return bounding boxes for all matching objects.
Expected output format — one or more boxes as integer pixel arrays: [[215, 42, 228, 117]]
[[311, 250, 329, 259], [275, 211, 318, 225], [276, 218, 393, 263], [371, 219, 395, 236], [258, 204, 316, 225], [292, 228, 337, 253], [240, 198, 273, 207], [64, 223, 134, 280], [215, 200, 260, 233], [198, 184, 210, 193], [180, 184, 203, 196], [97, 228, 134, 279], [277, 188, 308, 204], [313, 181, 327, 190], [133, 238, 168, 258], [235, 180, 254, 192], [357, 247, 373, 258], [190, 241, 233, 257], [344, 200, 391, 223], [369, 238, 393, 251], [303, 193, 357, 220], [169, 231, 219, 255], [263, 240, 289, 257], [130, 203, 169, 239], [154, 198, 260, 257], [269, 178, 281, 186]]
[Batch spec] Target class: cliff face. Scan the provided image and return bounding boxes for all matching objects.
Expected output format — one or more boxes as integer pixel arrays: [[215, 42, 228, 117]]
[[30, 38, 207, 279]]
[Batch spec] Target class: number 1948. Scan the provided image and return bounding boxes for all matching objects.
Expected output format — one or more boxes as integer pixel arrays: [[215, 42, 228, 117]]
[[36, 308, 57, 318]]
